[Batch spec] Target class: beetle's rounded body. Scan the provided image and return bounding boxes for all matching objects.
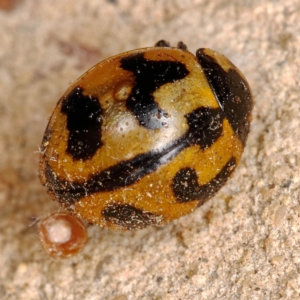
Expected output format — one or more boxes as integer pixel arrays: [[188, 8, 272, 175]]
[[39, 41, 253, 230]]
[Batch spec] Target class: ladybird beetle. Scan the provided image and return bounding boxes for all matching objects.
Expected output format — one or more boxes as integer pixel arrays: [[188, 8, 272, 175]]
[[39, 40, 253, 230]]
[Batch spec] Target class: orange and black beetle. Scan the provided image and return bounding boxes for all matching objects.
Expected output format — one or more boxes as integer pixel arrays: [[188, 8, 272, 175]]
[[39, 40, 253, 230]]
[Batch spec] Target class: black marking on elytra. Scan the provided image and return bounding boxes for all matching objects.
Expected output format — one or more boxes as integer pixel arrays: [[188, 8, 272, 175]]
[[172, 157, 237, 203], [184, 107, 223, 150], [43, 106, 226, 204], [196, 49, 252, 146], [102, 204, 158, 229], [154, 40, 171, 47], [120, 53, 189, 129], [61, 86, 103, 160]]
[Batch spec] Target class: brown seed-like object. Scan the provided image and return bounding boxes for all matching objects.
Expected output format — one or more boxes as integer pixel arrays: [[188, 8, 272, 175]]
[[39, 212, 88, 258]]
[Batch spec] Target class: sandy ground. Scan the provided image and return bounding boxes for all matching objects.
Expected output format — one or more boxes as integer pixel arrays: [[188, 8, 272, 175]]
[[0, 0, 300, 299]]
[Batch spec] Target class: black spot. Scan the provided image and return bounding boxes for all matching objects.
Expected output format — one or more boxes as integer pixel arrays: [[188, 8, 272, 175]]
[[172, 157, 237, 203], [185, 107, 224, 149], [196, 49, 252, 145], [172, 168, 200, 203], [102, 204, 158, 229], [120, 53, 189, 129], [44, 106, 225, 204], [61, 86, 103, 160]]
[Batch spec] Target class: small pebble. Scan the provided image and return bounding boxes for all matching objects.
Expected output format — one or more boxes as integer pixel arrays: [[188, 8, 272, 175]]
[[273, 205, 287, 228]]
